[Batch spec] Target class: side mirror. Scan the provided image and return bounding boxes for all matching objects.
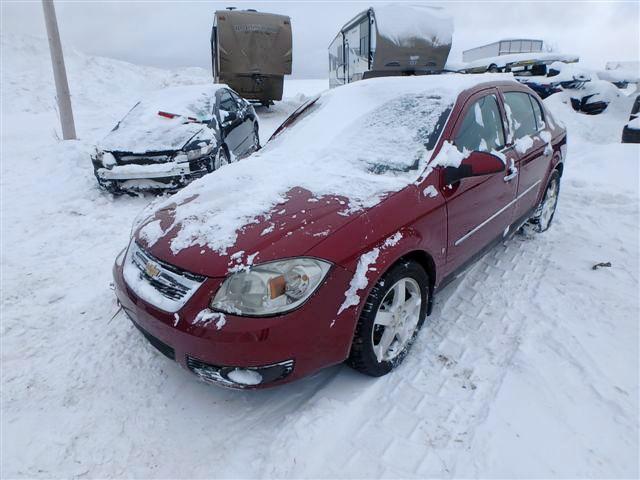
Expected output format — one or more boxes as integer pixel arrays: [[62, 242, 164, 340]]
[[221, 110, 237, 124], [444, 151, 505, 184]]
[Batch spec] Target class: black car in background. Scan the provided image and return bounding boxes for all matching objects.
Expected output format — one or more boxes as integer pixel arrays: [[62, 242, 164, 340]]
[[622, 95, 640, 143], [92, 85, 259, 194]]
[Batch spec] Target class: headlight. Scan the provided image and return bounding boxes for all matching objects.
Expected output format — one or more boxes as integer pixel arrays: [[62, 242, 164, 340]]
[[183, 143, 214, 161], [211, 257, 331, 316]]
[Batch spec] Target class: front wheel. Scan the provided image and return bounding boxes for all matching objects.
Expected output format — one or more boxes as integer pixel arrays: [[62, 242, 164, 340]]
[[210, 147, 230, 172], [530, 170, 561, 232], [347, 261, 429, 377]]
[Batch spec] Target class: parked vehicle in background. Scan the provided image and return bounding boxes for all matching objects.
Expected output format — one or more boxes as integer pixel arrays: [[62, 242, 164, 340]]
[[211, 8, 292, 106], [622, 95, 640, 143], [463, 39, 544, 64], [459, 51, 579, 75], [328, 4, 453, 88], [113, 75, 566, 389], [92, 85, 259, 194]]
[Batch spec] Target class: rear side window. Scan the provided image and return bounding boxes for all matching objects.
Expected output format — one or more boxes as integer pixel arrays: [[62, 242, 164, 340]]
[[503, 91, 538, 139], [454, 94, 505, 153]]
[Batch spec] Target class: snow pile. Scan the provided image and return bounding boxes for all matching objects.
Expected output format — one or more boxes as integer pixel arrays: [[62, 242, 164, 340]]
[[99, 84, 224, 153], [374, 5, 453, 47], [1, 33, 210, 122], [145, 74, 515, 255]]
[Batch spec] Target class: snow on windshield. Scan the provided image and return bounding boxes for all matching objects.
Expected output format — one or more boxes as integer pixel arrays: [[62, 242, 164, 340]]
[[100, 84, 224, 153], [143, 74, 513, 255]]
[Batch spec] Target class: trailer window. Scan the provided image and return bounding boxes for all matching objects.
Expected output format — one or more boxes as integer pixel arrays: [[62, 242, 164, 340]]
[[359, 18, 369, 60]]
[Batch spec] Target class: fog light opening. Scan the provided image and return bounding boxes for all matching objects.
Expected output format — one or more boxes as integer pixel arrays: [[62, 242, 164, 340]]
[[226, 368, 263, 386]]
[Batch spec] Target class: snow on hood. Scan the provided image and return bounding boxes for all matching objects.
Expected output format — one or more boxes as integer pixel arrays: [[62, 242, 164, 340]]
[[136, 74, 514, 258], [100, 84, 225, 153], [374, 5, 453, 48]]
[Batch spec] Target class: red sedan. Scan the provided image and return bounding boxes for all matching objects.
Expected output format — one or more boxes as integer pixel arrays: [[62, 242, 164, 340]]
[[113, 75, 566, 388]]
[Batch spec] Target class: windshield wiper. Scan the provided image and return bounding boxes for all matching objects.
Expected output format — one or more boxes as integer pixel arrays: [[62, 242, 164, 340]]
[[268, 95, 320, 142]]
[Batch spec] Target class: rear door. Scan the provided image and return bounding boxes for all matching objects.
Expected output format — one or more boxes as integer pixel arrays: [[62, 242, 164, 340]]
[[443, 89, 519, 274], [500, 90, 552, 221]]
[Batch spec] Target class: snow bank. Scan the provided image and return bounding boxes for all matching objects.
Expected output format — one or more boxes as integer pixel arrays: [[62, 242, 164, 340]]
[[146, 74, 515, 255]]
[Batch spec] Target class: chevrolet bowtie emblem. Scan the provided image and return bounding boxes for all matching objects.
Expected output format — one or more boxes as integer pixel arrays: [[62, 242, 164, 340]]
[[144, 261, 161, 278]]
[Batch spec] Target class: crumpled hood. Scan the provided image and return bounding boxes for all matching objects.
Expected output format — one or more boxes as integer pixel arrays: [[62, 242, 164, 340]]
[[100, 121, 205, 154], [134, 187, 362, 277]]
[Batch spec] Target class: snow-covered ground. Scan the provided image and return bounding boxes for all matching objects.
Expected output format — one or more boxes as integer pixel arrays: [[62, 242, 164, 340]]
[[1, 34, 638, 478]]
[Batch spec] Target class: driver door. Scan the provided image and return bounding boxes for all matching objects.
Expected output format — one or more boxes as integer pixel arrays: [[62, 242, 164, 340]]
[[442, 89, 519, 275], [216, 89, 244, 157]]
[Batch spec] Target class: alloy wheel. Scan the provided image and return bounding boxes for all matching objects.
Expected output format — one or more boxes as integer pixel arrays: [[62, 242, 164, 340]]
[[371, 277, 422, 363], [538, 177, 559, 231]]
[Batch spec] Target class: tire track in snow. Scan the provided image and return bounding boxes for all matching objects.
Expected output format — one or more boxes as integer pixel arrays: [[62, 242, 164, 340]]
[[261, 232, 549, 478]]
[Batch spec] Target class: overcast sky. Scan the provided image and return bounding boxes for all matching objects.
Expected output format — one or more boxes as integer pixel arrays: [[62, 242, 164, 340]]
[[2, 1, 638, 77]]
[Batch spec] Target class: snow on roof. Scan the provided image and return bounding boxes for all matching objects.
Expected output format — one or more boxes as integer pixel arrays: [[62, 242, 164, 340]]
[[100, 84, 227, 153], [373, 5, 453, 47], [145, 73, 515, 254]]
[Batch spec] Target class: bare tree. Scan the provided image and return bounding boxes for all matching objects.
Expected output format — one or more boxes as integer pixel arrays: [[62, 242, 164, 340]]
[[42, 0, 76, 140]]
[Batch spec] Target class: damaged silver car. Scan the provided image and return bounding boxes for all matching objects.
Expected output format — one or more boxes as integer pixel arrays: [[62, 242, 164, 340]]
[[92, 84, 259, 194]]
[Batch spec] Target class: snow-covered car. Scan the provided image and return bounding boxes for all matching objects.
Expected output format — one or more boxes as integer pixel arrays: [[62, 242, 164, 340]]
[[112, 74, 566, 388], [92, 84, 259, 194], [518, 63, 619, 115], [622, 94, 640, 143]]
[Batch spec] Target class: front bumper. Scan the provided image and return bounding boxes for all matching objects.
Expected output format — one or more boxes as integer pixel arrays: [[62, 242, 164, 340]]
[[94, 157, 210, 193], [113, 253, 359, 389]]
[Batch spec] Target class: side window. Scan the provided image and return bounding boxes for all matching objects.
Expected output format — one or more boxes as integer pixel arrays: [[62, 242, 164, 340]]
[[503, 91, 538, 139], [228, 90, 246, 108], [219, 90, 238, 113], [529, 95, 545, 129], [454, 94, 505, 153]]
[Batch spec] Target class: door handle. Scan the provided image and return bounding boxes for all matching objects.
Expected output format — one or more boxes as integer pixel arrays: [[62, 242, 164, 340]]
[[504, 168, 518, 182]]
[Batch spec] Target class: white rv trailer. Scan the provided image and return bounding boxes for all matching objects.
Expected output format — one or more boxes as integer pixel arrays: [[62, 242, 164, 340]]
[[328, 5, 453, 89], [462, 39, 544, 64]]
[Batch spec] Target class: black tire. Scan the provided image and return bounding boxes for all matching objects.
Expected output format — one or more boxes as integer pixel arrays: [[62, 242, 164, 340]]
[[347, 260, 429, 377], [209, 147, 230, 172], [530, 170, 561, 232], [488, 64, 500, 73]]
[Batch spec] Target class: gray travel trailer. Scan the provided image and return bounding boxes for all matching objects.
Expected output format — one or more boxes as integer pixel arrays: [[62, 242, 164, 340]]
[[211, 9, 292, 105], [328, 5, 453, 88]]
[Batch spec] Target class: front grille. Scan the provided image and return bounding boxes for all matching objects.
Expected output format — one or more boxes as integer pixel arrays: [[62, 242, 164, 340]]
[[123, 242, 206, 312], [114, 152, 172, 165], [133, 321, 175, 360]]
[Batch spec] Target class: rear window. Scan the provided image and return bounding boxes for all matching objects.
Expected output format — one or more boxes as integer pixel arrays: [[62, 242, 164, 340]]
[[503, 91, 538, 139]]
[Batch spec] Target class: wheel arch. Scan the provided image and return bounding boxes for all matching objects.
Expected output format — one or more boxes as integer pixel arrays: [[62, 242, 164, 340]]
[[394, 250, 437, 315]]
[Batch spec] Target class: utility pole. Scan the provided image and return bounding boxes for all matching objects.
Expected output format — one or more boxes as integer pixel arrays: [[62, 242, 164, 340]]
[[42, 0, 76, 140]]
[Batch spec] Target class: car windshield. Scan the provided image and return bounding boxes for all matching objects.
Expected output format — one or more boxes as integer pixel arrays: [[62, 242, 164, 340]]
[[116, 85, 219, 129], [266, 92, 452, 176]]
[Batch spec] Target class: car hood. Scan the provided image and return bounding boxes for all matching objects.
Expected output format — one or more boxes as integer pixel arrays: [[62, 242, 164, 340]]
[[133, 187, 362, 278], [100, 121, 205, 154]]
